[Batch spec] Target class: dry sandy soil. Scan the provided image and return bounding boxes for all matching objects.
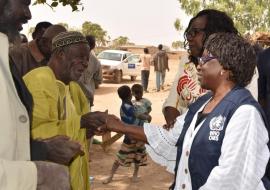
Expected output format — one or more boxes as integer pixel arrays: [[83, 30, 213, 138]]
[[89, 59, 181, 190]]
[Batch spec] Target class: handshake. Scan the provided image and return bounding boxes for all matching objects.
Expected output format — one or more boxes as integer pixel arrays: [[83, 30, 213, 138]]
[[81, 110, 122, 138], [81, 110, 109, 138]]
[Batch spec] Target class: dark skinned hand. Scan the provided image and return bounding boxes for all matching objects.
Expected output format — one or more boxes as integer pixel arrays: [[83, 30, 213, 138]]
[[42, 135, 84, 166], [81, 110, 108, 130], [163, 106, 180, 125]]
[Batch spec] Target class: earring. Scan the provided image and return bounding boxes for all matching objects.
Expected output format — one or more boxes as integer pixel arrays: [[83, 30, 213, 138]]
[[220, 71, 224, 75]]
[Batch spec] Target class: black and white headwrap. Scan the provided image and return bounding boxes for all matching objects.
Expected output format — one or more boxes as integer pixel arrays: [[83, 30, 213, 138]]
[[52, 31, 88, 52]]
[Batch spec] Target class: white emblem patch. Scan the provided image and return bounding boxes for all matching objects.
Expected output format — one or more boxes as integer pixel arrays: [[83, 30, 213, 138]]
[[209, 115, 226, 141]]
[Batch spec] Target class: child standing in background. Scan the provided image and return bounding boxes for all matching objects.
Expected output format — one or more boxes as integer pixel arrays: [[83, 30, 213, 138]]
[[103, 85, 150, 184], [131, 84, 152, 126]]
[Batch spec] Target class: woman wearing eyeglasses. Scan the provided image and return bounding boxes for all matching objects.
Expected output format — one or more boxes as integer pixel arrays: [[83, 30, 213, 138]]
[[103, 32, 270, 190], [163, 9, 239, 127]]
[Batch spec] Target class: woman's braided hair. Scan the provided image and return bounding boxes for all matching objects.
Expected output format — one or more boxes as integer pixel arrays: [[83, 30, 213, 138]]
[[204, 32, 256, 87]]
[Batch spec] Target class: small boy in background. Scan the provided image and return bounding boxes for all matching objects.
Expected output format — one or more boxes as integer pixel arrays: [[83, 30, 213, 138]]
[[103, 85, 149, 184], [131, 84, 152, 126]]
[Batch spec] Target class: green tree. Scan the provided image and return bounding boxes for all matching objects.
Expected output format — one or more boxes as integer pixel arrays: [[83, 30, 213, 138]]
[[81, 21, 108, 47], [112, 36, 130, 47], [178, 0, 270, 34], [174, 18, 183, 31], [172, 41, 184, 49], [33, 0, 82, 11]]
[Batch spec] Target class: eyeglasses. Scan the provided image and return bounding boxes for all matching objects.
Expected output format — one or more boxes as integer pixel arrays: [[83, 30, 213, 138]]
[[185, 28, 205, 39], [199, 53, 217, 65]]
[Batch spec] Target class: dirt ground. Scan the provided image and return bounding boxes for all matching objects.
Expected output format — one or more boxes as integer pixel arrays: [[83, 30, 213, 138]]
[[89, 59, 181, 190]]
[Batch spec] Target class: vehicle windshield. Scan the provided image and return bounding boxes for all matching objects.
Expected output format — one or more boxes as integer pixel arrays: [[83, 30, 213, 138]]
[[97, 52, 122, 61]]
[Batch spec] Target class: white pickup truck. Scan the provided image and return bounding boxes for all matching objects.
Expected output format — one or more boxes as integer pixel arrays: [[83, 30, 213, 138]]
[[97, 50, 141, 83]]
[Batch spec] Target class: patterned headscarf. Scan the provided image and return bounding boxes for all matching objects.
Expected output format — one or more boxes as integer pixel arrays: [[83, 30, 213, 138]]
[[52, 31, 88, 52]]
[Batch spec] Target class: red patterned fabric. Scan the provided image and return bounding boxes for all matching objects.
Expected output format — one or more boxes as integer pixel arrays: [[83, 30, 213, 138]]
[[177, 62, 206, 104]]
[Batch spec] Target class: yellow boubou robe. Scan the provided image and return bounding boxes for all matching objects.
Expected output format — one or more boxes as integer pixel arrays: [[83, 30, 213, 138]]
[[23, 66, 90, 190]]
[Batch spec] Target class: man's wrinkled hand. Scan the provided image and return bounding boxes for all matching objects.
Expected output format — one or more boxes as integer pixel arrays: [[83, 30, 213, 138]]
[[35, 161, 70, 190], [81, 110, 108, 129], [43, 135, 84, 165]]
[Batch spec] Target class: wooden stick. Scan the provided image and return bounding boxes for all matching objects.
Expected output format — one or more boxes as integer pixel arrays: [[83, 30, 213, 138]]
[[101, 133, 123, 151]]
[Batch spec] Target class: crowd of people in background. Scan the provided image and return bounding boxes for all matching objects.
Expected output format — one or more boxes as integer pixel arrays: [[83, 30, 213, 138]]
[[0, 0, 270, 189]]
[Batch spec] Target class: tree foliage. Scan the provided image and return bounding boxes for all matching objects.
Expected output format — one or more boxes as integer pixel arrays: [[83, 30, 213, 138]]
[[178, 0, 270, 34], [34, 0, 82, 11], [81, 21, 108, 47], [174, 18, 183, 31], [172, 41, 184, 49], [111, 36, 130, 47]]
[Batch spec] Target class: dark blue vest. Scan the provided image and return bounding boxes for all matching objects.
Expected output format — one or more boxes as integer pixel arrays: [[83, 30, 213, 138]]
[[170, 87, 270, 190]]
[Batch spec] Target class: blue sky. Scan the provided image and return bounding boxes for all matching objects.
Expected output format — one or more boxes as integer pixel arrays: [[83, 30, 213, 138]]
[[23, 0, 190, 47]]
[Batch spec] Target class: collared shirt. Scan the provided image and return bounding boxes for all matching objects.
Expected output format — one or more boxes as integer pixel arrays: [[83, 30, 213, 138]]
[[9, 40, 47, 78], [144, 104, 269, 190]]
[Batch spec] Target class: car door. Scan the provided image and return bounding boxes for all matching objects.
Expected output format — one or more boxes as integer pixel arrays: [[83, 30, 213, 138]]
[[123, 54, 141, 76]]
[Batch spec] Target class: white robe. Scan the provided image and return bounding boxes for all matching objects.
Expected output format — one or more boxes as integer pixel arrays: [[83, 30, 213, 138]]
[[0, 32, 37, 190], [145, 102, 269, 190]]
